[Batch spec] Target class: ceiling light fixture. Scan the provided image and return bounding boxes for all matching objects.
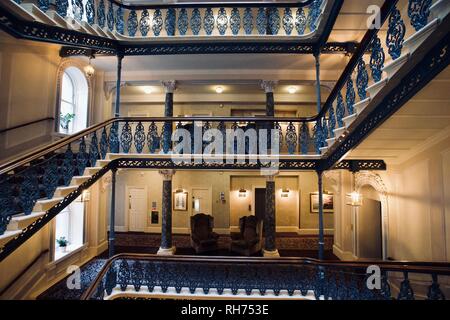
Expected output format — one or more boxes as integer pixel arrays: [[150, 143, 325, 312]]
[[215, 86, 224, 94], [143, 86, 153, 94], [84, 56, 95, 78], [288, 86, 297, 94]]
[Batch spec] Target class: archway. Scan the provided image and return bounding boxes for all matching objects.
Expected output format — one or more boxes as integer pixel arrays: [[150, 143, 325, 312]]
[[355, 172, 389, 260]]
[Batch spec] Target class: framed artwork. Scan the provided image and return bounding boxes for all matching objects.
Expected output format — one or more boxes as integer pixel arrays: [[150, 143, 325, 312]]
[[310, 193, 334, 213], [173, 191, 188, 211]]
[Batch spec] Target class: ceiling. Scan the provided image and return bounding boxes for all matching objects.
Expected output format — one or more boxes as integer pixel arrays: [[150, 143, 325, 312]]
[[348, 65, 450, 165]]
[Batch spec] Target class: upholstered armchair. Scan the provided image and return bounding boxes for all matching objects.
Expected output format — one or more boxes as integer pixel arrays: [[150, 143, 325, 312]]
[[190, 213, 219, 254], [230, 216, 263, 256]]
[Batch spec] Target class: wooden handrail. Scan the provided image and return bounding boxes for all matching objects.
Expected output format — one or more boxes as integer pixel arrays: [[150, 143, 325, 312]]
[[0, 117, 54, 135], [81, 253, 450, 300]]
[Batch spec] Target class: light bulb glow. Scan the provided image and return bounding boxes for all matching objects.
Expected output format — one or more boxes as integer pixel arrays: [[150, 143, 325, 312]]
[[143, 86, 153, 94], [347, 191, 362, 206], [288, 86, 297, 94], [215, 86, 224, 94], [84, 64, 95, 78]]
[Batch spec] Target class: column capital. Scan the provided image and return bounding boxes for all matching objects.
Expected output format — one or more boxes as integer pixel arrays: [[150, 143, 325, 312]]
[[159, 169, 176, 180], [261, 170, 279, 180], [260, 80, 278, 93], [161, 80, 177, 93]]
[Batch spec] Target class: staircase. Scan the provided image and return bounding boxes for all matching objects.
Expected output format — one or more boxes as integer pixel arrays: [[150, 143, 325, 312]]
[[319, 0, 450, 157]]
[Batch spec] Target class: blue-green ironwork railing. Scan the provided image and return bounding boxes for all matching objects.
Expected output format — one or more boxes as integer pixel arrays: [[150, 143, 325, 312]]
[[0, 116, 326, 237], [317, 0, 434, 145], [13, 0, 326, 38], [81, 254, 449, 300]]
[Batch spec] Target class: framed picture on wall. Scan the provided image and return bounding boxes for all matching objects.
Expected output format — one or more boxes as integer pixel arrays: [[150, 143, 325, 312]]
[[173, 191, 188, 211], [310, 192, 334, 213]]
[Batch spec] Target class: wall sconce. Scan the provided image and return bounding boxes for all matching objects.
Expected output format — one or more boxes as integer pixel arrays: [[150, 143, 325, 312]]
[[281, 188, 290, 198], [175, 187, 184, 193], [238, 188, 247, 197], [346, 172, 362, 206], [84, 56, 95, 78]]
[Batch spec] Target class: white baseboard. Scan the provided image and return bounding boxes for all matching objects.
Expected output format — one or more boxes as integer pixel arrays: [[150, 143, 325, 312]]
[[144, 226, 161, 233], [107, 225, 128, 232], [214, 228, 231, 235], [172, 227, 190, 234], [333, 244, 357, 261]]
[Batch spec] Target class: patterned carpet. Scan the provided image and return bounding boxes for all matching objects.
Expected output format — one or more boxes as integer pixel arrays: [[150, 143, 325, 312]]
[[114, 232, 334, 250], [37, 259, 106, 300]]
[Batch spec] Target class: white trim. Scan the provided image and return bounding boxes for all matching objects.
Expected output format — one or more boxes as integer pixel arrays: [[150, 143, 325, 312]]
[[107, 225, 128, 232], [229, 226, 335, 235], [126, 185, 148, 232], [172, 227, 190, 234], [297, 228, 334, 235], [333, 244, 357, 261], [145, 226, 161, 233], [355, 172, 390, 260], [213, 228, 231, 235], [394, 125, 450, 165]]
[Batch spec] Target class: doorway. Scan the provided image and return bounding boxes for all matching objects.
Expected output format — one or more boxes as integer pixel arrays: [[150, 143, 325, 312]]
[[192, 187, 212, 215], [356, 186, 383, 259], [127, 187, 148, 232]]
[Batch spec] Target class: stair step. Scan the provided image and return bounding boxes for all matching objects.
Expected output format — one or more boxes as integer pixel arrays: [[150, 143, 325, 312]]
[[96, 160, 110, 167], [343, 113, 357, 129], [46, 10, 72, 28], [1, 0, 36, 21], [33, 197, 64, 212], [355, 97, 371, 115], [85, 167, 102, 175], [21, 3, 59, 25], [0, 230, 22, 248], [382, 53, 410, 80], [367, 78, 388, 98], [70, 175, 92, 186], [93, 25, 109, 37], [326, 137, 336, 147], [54, 185, 78, 197], [7, 212, 46, 231], [333, 127, 346, 138], [430, 0, 450, 21], [64, 17, 89, 33], [404, 18, 439, 55]]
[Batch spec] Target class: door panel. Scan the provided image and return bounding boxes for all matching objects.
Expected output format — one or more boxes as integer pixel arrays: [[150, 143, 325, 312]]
[[192, 188, 212, 215], [129, 187, 147, 232], [357, 198, 382, 259]]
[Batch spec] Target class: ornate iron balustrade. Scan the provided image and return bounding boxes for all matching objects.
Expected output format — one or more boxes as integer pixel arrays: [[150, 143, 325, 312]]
[[0, 116, 386, 243], [316, 0, 440, 165], [10, 0, 327, 39], [81, 254, 450, 300]]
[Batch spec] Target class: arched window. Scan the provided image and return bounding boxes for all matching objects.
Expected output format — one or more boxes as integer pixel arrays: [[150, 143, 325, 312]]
[[58, 67, 89, 134]]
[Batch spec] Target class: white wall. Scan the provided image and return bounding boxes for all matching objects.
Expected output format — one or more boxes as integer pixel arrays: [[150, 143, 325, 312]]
[[334, 135, 450, 263]]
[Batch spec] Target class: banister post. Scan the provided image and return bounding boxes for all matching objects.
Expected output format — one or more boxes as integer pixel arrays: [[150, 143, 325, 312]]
[[158, 169, 176, 255], [314, 52, 322, 114], [114, 53, 124, 117], [109, 167, 117, 257], [161, 81, 177, 153], [317, 170, 325, 260]]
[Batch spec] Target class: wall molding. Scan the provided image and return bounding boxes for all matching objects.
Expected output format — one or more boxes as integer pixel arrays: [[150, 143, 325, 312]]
[[395, 124, 450, 165], [333, 244, 357, 261]]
